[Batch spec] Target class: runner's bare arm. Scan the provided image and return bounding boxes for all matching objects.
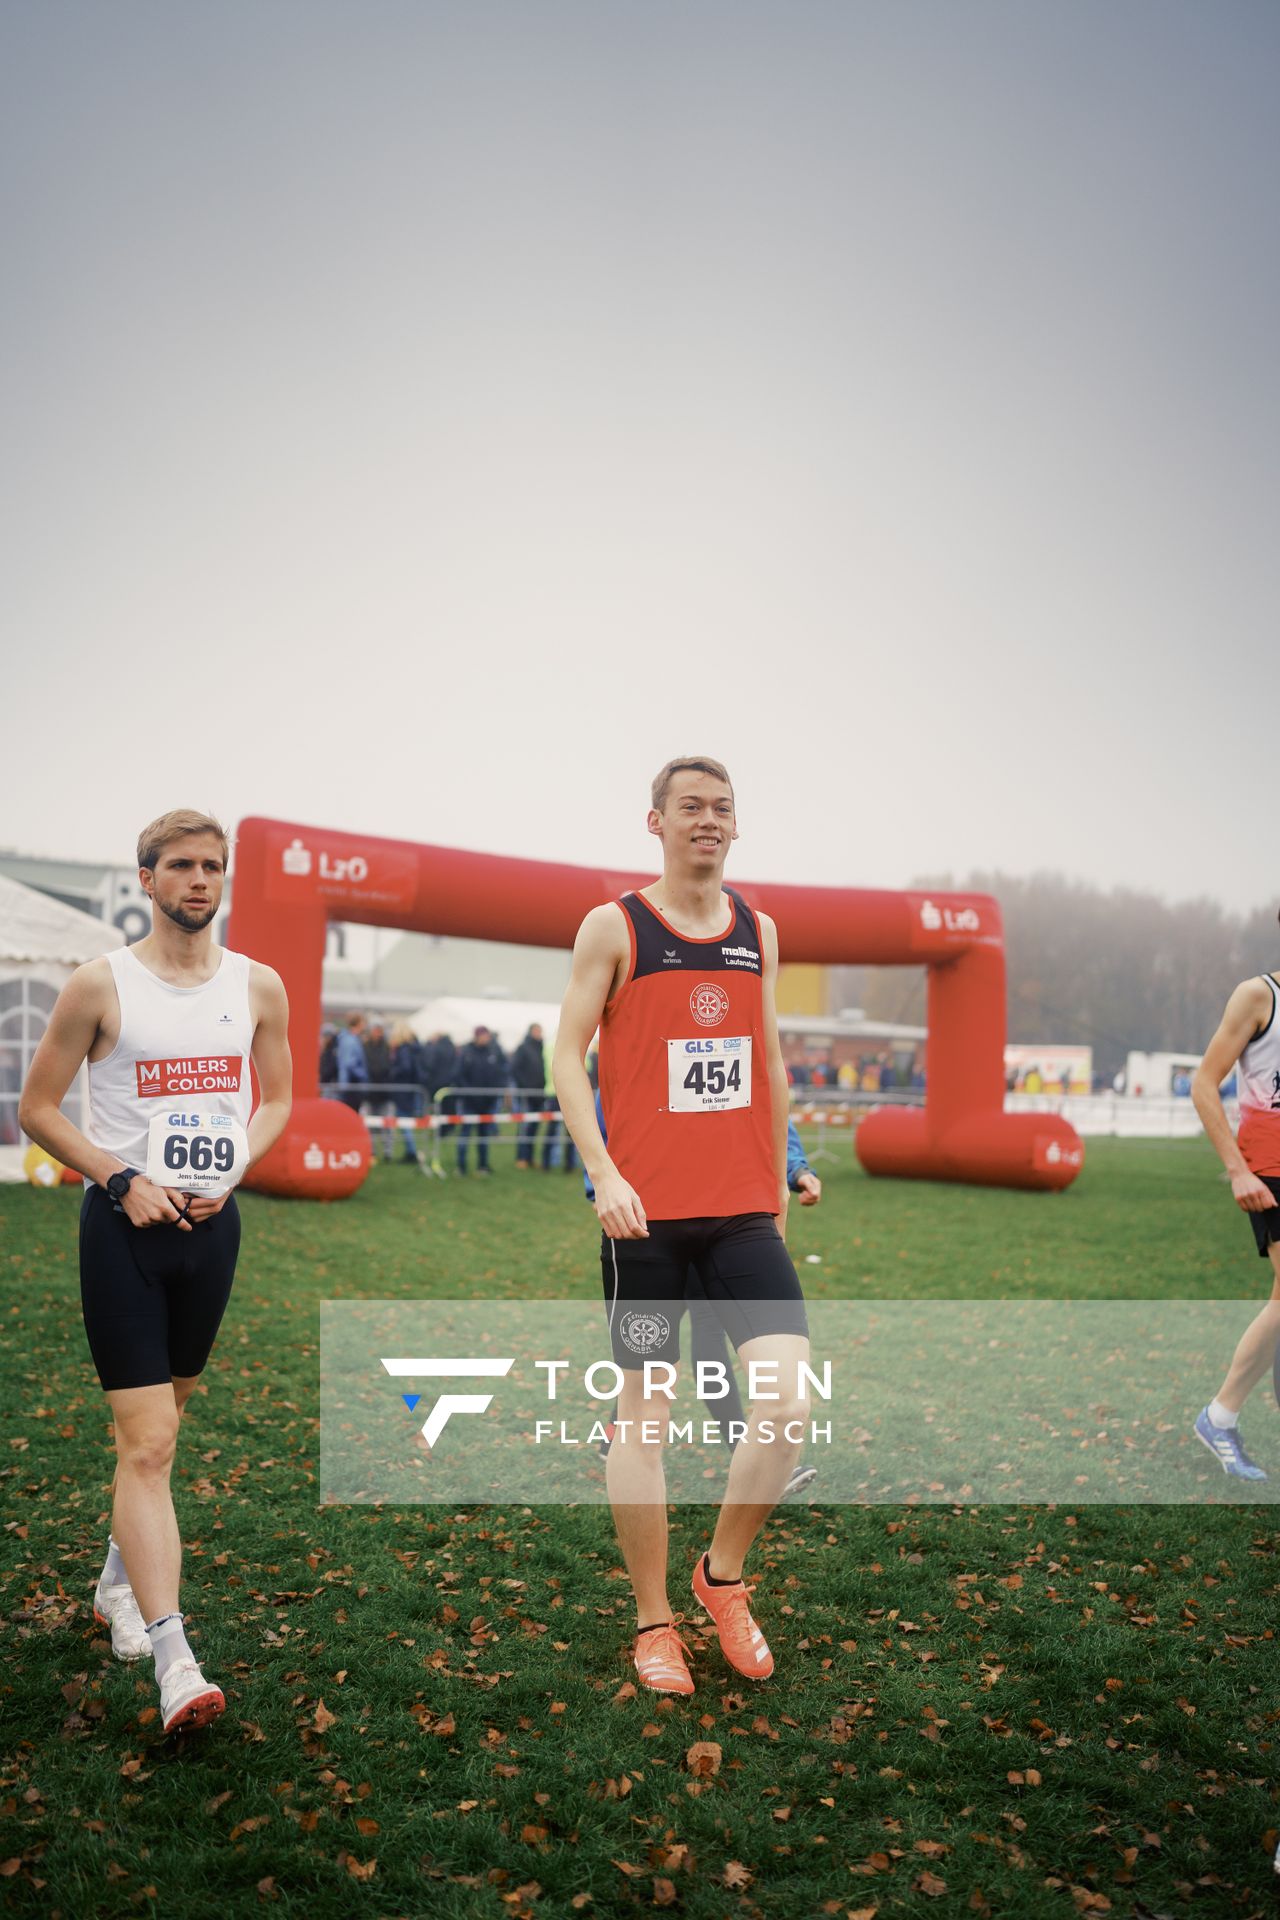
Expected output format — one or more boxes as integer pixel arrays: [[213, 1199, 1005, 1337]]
[[758, 912, 791, 1234], [1191, 978, 1275, 1213], [247, 965, 292, 1162], [184, 965, 293, 1222], [18, 960, 187, 1226], [553, 904, 648, 1239]]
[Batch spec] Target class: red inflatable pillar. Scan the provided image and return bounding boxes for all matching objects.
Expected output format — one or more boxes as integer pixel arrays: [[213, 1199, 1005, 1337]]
[[230, 818, 370, 1199], [856, 927, 1082, 1191]]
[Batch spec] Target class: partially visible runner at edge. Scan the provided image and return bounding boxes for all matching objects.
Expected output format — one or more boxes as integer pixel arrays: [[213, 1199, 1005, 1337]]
[[1190, 933, 1280, 1479], [553, 755, 811, 1696], [19, 810, 292, 1732]]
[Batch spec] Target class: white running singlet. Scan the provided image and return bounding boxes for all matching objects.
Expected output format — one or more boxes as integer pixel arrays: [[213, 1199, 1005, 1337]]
[[87, 947, 256, 1186], [1237, 975, 1280, 1176]]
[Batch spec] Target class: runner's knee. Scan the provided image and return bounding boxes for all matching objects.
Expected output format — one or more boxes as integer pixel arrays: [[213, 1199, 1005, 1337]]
[[748, 1388, 808, 1432], [116, 1417, 180, 1477], [615, 1375, 671, 1437]]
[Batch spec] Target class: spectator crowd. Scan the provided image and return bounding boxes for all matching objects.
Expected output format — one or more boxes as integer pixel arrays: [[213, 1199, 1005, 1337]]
[[786, 1051, 924, 1092], [319, 1015, 590, 1174]]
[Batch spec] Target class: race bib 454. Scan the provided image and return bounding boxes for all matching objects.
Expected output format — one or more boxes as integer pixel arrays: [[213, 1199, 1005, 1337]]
[[667, 1036, 752, 1113]]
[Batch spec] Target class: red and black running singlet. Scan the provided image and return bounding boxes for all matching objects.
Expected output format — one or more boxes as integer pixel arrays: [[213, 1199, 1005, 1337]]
[[598, 889, 778, 1221]]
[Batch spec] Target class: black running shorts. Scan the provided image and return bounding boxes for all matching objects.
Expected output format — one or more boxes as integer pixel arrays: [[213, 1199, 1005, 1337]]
[[1247, 1176, 1280, 1258], [79, 1184, 241, 1391], [600, 1213, 808, 1370]]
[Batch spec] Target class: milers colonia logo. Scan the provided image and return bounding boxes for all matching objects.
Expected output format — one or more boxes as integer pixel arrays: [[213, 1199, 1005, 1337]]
[[381, 1356, 514, 1445]]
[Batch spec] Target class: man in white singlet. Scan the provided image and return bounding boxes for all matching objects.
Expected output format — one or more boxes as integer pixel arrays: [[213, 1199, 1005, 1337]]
[[19, 809, 292, 1732], [1189, 945, 1280, 1480]]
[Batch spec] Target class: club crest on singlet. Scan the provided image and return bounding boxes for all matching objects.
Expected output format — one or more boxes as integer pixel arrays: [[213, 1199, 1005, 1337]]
[[690, 982, 729, 1027]]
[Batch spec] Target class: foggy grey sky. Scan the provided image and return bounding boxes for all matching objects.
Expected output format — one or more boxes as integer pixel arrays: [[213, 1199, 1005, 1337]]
[[2, 2, 1276, 916]]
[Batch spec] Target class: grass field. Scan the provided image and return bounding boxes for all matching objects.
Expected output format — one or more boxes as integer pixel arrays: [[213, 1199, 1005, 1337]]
[[2, 1138, 1278, 1918]]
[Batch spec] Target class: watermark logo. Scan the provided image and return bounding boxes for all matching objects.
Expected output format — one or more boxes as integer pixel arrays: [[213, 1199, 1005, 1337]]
[[690, 982, 729, 1027], [381, 1356, 515, 1445]]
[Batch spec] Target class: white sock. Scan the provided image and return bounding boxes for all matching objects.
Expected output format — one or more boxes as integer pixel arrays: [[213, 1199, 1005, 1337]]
[[1208, 1398, 1239, 1429], [99, 1536, 128, 1589], [145, 1611, 194, 1685]]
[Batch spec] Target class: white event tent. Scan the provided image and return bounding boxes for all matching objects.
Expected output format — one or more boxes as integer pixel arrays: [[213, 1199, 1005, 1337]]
[[0, 872, 124, 1179]]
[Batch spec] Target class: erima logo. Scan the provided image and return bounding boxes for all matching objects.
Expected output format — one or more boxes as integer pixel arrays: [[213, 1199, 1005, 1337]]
[[662, 948, 682, 966], [381, 1356, 515, 1445]]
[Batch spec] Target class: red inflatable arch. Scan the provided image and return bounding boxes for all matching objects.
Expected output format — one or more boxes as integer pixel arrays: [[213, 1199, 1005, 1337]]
[[228, 818, 1083, 1200]]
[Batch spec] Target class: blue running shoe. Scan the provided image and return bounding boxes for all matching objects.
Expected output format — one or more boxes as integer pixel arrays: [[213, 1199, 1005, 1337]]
[[1194, 1407, 1267, 1480]]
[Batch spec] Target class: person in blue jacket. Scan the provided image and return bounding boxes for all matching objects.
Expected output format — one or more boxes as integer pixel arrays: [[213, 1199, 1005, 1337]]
[[586, 1095, 822, 1495]]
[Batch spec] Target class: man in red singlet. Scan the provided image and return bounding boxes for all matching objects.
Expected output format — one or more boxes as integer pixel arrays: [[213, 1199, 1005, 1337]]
[[1189, 940, 1280, 1479], [20, 809, 292, 1731], [554, 757, 811, 1695]]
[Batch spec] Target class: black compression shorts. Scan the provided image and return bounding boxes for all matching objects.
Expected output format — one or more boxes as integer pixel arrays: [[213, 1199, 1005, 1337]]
[[79, 1184, 241, 1391], [599, 1213, 808, 1371], [1247, 1175, 1280, 1258]]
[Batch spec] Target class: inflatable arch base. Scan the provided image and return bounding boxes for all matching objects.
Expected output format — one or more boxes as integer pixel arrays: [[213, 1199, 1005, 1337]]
[[857, 1106, 1083, 1192], [242, 1096, 372, 1200]]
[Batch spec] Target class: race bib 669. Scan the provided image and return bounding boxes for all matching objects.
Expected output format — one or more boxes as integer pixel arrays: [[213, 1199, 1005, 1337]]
[[145, 1109, 249, 1195]]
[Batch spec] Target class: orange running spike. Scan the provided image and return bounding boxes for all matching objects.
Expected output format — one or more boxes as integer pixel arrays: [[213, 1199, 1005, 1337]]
[[633, 1623, 695, 1696], [691, 1556, 774, 1680]]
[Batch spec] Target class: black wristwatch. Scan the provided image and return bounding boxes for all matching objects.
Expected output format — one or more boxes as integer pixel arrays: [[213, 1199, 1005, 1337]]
[[106, 1167, 139, 1203]]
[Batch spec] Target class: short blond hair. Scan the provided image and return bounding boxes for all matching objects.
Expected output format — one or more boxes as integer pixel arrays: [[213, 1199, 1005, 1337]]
[[137, 810, 230, 871], [651, 756, 734, 812]]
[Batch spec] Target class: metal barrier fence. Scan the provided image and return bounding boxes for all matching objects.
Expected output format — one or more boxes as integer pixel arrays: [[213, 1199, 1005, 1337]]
[[320, 1081, 903, 1176], [320, 1084, 577, 1178], [1004, 1091, 1227, 1139], [323, 1079, 1219, 1175]]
